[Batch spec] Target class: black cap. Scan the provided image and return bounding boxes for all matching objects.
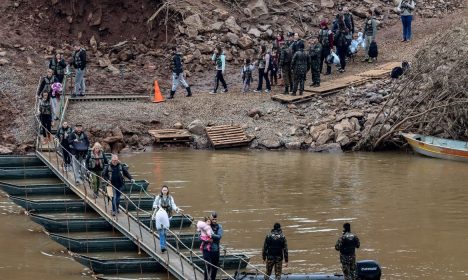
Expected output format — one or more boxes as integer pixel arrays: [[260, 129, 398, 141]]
[[75, 123, 82, 127], [274, 223, 281, 230], [211, 212, 218, 219]]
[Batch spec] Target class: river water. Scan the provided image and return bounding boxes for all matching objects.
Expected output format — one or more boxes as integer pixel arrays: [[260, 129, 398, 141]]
[[1, 151, 467, 279]]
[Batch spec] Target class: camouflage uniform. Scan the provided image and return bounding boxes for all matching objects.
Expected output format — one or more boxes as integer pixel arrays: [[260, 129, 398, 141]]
[[309, 43, 322, 86], [291, 48, 310, 96], [262, 228, 288, 280], [335, 232, 360, 280], [279, 43, 293, 94]]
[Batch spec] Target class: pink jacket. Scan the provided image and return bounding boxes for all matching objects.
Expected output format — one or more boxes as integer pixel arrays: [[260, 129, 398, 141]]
[[197, 221, 213, 240]]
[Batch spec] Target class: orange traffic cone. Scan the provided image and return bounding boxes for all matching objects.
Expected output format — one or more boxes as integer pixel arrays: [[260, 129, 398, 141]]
[[152, 80, 165, 103]]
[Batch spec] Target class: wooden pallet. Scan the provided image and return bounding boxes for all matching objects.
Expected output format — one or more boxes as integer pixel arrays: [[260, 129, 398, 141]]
[[205, 125, 252, 149], [304, 75, 370, 94], [148, 129, 192, 143], [69, 95, 149, 102], [271, 92, 317, 104]]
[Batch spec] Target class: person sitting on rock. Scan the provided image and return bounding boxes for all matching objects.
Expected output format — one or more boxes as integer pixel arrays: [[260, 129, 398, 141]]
[[168, 46, 192, 99]]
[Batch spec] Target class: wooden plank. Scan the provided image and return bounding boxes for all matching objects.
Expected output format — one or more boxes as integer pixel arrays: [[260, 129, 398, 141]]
[[148, 130, 192, 144], [205, 125, 251, 148], [209, 135, 248, 141], [205, 126, 242, 132], [208, 131, 245, 136]]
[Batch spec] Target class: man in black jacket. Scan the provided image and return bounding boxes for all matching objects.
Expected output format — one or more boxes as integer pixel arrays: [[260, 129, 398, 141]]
[[168, 46, 191, 99], [103, 154, 134, 216], [68, 124, 89, 184], [56, 121, 73, 171], [37, 69, 58, 98], [262, 223, 288, 280], [335, 223, 360, 280], [71, 42, 87, 97]]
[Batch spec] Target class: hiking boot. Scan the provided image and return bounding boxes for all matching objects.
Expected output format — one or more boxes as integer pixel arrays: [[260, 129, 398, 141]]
[[167, 90, 175, 99], [362, 58, 369, 63], [222, 88, 228, 93], [265, 89, 271, 93], [253, 89, 261, 93], [209, 91, 217, 95], [291, 92, 297, 96], [313, 83, 320, 87], [185, 86, 192, 97], [368, 59, 374, 63]]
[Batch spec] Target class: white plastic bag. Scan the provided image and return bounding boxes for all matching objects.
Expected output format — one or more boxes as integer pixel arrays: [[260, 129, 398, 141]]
[[331, 51, 340, 65]]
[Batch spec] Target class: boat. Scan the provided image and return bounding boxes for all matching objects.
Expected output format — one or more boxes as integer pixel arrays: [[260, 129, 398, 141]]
[[49, 232, 202, 252], [9, 194, 156, 212], [0, 179, 149, 196], [0, 155, 45, 168], [401, 133, 468, 162], [73, 253, 249, 274], [72, 254, 165, 274], [30, 213, 193, 232], [233, 260, 381, 280], [0, 167, 57, 179]]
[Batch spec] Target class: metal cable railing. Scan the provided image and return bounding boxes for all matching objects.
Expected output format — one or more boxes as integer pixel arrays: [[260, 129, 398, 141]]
[[32, 72, 270, 279]]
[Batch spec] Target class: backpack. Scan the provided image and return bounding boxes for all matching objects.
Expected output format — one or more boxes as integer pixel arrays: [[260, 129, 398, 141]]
[[391, 67, 404, 79], [368, 41, 378, 58], [173, 54, 183, 75], [320, 29, 330, 48]]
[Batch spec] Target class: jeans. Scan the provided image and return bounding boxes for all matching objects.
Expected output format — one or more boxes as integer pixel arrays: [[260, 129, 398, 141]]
[[72, 154, 86, 182], [257, 68, 271, 91], [112, 187, 122, 213], [40, 114, 52, 138], [242, 78, 251, 93], [401, 15, 413, 41], [61, 142, 71, 166], [50, 97, 58, 120], [74, 68, 86, 96], [213, 70, 227, 92], [159, 228, 167, 250], [171, 72, 189, 91], [364, 36, 374, 58]]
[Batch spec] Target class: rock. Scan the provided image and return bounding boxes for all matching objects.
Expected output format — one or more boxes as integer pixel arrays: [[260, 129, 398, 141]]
[[247, 0, 269, 17], [334, 118, 354, 134], [285, 141, 301, 149], [184, 14, 203, 29], [335, 110, 364, 122], [248, 108, 263, 117], [197, 43, 213, 54], [226, 32, 239, 45], [0, 58, 10, 66], [213, 8, 230, 21], [261, 139, 282, 149], [248, 28, 262, 38], [309, 123, 328, 141], [88, 8, 102, 26], [335, 134, 350, 146], [107, 64, 120, 75], [193, 135, 209, 149], [287, 104, 297, 110], [368, 94, 384, 104], [66, 16, 73, 24], [90, 36, 98, 53], [173, 122, 183, 129], [352, 8, 368, 18], [349, 117, 361, 132], [211, 22, 224, 31], [316, 129, 334, 145], [188, 119, 205, 135], [321, 0, 335, 8], [185, 27, 199, 38], [257, 24, 271, 32], [309, 143, 342, 153], [0, 51, 6, 57], [184, 54, 194, 64], [0, 145, 13, 155], [238, 35, 254, 49], [225, 16, 242, 33]]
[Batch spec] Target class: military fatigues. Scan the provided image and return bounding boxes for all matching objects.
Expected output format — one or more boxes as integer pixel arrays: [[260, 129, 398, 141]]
[[291, 49, 310, 95], [335, 232, 360, 280], [318, 29, 333, 75], [279, 43, 293, 94], [262, 229, 288, 280], [86, 150, 109, 196], [309, 43, 322, 86]]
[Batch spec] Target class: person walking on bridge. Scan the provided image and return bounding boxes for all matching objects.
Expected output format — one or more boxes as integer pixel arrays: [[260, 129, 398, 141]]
[[68, 124, 89, 184], [103, 154, 134, 216], [71, 42, 87, 97], [335, 222, 360, 280], [86, 142, 108, 198], [262, 222, 288, 280], [202, 212, 223, 280], [152, 185, 183, 218]]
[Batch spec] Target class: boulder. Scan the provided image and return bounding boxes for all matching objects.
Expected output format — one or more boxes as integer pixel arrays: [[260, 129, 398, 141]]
[[321, 0, 335, 8], [213, 8, 230, 21], [349, 117, 361, 132], [248, 108, 263, 117], [225, 16, 242, 33], [0, 51, 7, 57], [188, 119, 205, 135], [197, 43, 213, 54], [309, 143, 342, 153], [184, 14, 203, 29], [183, 54, 194, 64], [193, 135, 209, 149], [0, 145, 13, 155], [316, 129, 334, 145], [335, 110, 364, 122], [248, 28, 262, 38], [352, 8, 368, 19], [261, 139, 282, 149], [211, 22, 224, 31], [173, 122, 183, 129], [88, 8, 102, 26], [225, 32, 239, 45], [285, 141, 301, 150], [309, 123, 328, 141], [238, 35, 254, 49], [247, 0, 269, 17], [0, 58, 10, 66], [90, 36, 98, 53]]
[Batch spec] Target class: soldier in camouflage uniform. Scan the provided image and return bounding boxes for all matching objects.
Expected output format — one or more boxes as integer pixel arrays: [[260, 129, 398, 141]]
[[290, 41, 310, 96], [262, 223, 288, 280], [308, 37, 322, 87], [335, 223, 360, 280], [279, 39, 293, 94]]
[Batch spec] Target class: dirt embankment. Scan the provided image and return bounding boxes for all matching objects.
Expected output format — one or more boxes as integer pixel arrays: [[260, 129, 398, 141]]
[[0, 0, 466, 153]]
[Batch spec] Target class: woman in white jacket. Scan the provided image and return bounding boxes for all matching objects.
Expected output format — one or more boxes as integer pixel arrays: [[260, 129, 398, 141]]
[[152, 185, 183, 218]]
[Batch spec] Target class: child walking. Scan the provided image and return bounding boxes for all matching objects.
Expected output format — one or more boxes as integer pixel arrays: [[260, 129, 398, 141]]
[[197, 217, 213, 251], [241, 58, 255, 93]]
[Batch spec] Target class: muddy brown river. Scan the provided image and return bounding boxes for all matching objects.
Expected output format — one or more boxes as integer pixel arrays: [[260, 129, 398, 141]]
[[1, 151, 467, 279]]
